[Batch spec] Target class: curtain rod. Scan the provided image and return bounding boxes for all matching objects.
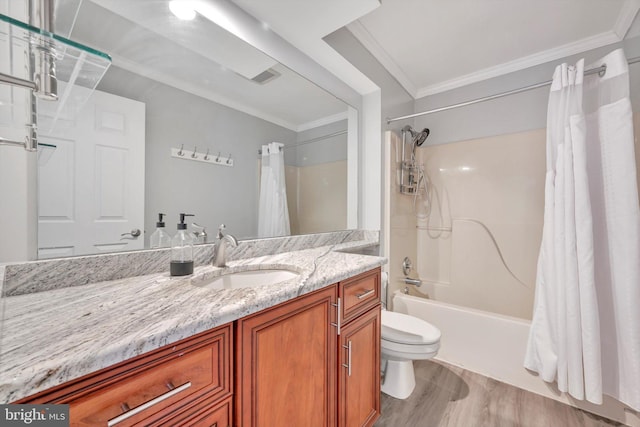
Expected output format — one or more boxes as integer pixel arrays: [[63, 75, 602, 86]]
[[257, 129, 347, 154], [386, 55, 640, 124]]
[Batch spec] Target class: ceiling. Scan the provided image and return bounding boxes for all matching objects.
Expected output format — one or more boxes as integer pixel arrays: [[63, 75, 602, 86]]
[[231, 0, 640, 100], [61, 0, 640, 127]]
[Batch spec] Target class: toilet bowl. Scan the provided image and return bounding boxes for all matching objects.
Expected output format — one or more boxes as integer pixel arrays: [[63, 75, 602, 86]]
[[381, 310, 441, 399]]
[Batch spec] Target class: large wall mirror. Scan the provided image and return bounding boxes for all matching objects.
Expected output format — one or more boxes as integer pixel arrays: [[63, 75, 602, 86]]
[[26, 0, 357, 259]]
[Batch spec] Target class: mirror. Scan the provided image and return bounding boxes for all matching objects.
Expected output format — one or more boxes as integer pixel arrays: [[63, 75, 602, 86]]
[[34, 0, 355, 259]]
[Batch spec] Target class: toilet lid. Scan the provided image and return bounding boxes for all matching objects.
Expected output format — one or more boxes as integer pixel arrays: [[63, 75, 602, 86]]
[[382, 311, 441, 345]]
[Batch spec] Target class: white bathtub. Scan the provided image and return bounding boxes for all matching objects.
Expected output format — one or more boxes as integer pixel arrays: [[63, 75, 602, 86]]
[[391, 290, 639, 427]]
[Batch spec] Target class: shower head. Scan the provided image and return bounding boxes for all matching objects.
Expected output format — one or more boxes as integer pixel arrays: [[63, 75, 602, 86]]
[[401, 125, 430, 146], [413, 128, 430, 146]]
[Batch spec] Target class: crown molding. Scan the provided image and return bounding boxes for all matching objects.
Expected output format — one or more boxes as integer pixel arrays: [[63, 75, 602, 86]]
[[111, 54, 300, 131], [297, 111, 348, 132], [347, 20, 418, 98], [614, 0, 640, 39], [415, 31, 621, 98]]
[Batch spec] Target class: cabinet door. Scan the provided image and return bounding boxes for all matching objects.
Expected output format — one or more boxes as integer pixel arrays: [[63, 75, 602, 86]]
[[338, 306, 380, 427], [236, 285, 338, 427]]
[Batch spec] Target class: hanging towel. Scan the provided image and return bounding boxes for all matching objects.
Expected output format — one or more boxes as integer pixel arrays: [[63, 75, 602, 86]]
[[525, 48, 640, 411]]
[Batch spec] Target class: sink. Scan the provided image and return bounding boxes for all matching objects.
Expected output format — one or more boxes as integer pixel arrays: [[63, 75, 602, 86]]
[[192, 269, 300, 290]]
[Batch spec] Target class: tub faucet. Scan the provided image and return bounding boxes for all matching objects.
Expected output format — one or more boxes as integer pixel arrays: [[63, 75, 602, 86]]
[[212, 224, 238, 267]]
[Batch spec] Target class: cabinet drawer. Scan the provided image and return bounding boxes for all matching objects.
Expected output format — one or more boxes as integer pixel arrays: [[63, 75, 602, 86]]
[[340, 268, 380, 324], [157, 395, 232, 427], [20, 325, 232, 427], [70, 346, 216, 426]]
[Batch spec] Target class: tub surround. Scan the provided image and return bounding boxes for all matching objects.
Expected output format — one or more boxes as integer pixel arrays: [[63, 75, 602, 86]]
[[2, 229, 376, 297], [0, 231, 383, 403]]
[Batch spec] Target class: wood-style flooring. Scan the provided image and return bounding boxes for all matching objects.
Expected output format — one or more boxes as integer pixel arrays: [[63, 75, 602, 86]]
[[374, 360, 622, 427]]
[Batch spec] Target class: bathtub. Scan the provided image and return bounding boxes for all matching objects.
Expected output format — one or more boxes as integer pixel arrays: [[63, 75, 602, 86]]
[[390, 290, 639, 427]]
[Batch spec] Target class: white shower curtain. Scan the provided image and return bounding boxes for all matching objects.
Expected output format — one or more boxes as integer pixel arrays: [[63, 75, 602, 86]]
[[525, 48, 640, 410], [258, 142, 291, 237]]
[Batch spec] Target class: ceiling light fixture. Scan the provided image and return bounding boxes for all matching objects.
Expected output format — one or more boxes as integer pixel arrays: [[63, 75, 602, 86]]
[[169, 0, 197, 20]]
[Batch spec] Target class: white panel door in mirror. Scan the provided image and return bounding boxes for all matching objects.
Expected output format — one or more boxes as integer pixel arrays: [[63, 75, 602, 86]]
[[38, 90, 146, 258]]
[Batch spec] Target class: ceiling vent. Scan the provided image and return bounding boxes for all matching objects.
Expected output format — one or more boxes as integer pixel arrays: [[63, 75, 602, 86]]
[[251, 68, 281, 84]]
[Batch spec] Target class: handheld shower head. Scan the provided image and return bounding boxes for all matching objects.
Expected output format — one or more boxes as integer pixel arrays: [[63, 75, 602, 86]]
[[401, 125, 430, 146], [413, 128, 430, 146]]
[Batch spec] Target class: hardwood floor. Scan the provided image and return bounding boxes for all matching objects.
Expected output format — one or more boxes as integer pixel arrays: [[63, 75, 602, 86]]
[[374, 360, 622, 427]]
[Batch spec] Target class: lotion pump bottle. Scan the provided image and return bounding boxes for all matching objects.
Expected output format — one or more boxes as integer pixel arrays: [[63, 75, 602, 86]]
[[170, 213, 195, 276], [150, 213, 172, 248]]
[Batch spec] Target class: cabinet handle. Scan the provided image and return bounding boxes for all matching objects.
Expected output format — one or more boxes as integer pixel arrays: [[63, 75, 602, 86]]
[[107, 381, 192, 426], [356, 289, 375, 299], [342, 341, 352, 377], [331, 298, 342, 335]]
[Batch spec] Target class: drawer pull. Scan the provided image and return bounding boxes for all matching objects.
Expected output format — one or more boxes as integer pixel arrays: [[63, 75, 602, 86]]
[[356, 289, 375, 299], [107, 381, 192, 426]]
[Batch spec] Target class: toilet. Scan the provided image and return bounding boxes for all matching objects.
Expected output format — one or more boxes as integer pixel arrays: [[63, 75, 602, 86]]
[[381, 310, 441, 399]]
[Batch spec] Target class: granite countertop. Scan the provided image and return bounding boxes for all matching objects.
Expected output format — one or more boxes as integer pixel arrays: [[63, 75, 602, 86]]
[[0, 243, 385, 403]]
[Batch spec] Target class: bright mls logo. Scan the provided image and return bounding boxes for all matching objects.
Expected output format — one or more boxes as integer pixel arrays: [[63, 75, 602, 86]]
[[0, 405, 69, 426]]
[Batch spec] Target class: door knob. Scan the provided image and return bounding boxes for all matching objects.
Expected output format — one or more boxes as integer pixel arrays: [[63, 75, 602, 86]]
[[121, 229, 141, 238]]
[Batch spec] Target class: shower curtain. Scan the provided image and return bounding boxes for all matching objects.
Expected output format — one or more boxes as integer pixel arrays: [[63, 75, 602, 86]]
[[525, 48, 640, 411], [258, 142, 291, 237]]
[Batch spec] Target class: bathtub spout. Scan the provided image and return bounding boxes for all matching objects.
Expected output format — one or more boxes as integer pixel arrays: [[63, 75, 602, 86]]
[[404, 277, 422, 287]]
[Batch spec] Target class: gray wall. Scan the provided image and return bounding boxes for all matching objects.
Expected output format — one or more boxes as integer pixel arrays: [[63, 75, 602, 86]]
[[324, 28, 414, 125], [97, 66, 297, 243], [412, 35, 640, 146], [288, 119, 348, 167]]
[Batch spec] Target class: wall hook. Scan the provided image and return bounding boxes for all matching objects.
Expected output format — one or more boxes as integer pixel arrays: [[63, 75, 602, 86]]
[[171, 147, 233, 167]]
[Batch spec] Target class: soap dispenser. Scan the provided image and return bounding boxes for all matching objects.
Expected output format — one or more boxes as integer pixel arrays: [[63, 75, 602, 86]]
[[171, 213, 195, 276], [150, 213, 172, 248]]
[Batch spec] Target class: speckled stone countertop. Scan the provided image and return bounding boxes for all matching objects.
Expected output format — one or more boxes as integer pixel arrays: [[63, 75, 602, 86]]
[[0, 242, 385, 403]]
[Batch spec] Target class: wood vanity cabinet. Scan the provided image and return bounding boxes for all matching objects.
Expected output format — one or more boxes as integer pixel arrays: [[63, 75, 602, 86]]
[[18, 324, 233, 427], [16, 268, 380, 427], [235, 268, 381, 427]]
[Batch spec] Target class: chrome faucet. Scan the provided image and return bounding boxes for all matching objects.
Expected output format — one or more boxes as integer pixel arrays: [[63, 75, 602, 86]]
[[191, 222, 207, 244], [212, 224, 238, 267]]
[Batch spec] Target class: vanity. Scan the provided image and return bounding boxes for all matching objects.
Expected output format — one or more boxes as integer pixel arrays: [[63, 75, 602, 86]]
[[0, 234, 384, 427]]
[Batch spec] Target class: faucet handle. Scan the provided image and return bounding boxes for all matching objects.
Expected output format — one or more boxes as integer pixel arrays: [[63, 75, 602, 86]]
[[217, 224, 226, 239]]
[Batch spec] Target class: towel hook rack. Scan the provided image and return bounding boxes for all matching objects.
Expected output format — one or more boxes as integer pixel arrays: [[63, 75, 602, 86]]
[[170, 146, 233, 167]]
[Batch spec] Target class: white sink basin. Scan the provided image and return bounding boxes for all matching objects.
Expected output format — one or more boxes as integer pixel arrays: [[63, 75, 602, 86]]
[[192, 269, 300, 290]]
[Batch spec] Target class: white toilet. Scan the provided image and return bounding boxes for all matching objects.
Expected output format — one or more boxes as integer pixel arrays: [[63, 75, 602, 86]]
[[381, 310, 441, 399]]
